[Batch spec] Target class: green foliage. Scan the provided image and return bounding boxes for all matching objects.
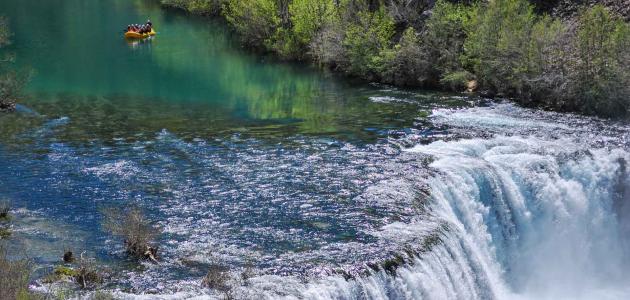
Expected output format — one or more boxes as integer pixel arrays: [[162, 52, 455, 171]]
[[223, 0, 280, 48], [525, 15, 568, 105], [572, 5, 630, 116], [287, 0, 335, 57], [161, 0, 226, 15], [423, 0, 471, 87], [379, 27, 426, 86], [161, 0, 630, 117], [440, 70, 475, 91], [343, 8, 395, 78], [54, 266, 78, 277], [464, 0, 539, 95]]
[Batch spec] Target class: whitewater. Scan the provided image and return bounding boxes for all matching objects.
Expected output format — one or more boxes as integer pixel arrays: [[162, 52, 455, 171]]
[[5, 103, 629, 300], [244, 104, 630, 300]]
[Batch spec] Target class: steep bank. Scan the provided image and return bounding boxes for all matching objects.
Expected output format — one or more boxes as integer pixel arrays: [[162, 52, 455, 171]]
[[159, 0, 630, 118]]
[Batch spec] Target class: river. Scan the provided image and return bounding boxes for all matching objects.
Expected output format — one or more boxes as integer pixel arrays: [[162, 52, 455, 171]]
[[0, 0, 629, 299]]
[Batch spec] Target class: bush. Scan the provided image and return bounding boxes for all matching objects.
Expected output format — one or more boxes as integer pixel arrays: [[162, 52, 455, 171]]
[[524, 15, 568, 106], [570, 5, 630, 116], [463, 0, 538, 95], [43, 254, 104, 290], [161, 0, 225, 15], [222, 0, 280, 48], [0, 247, 37, 300], [74, 255, 103, 289], [343, 8, 395, 79], [423, 0, 472, 89], [102, 207, 160, 261], [440, 70, 475, 91], [380, 27, 427, 86], [310, 17, 347, 69], [288, 0, 335, 56]]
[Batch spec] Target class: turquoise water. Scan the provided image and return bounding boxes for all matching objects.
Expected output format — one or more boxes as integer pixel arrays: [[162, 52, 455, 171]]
[[0, 0, 464, 143]]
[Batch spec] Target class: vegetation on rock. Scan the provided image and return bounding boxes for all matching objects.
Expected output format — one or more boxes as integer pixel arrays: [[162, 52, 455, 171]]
[[102, 206, 161, 262]]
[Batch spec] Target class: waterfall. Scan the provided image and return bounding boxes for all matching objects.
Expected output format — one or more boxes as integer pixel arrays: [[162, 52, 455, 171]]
[[287, 135, 630, 300]]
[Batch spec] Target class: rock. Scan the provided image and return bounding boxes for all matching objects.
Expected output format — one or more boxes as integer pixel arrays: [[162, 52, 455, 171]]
[[466, 80, 478, 93], [63, 251, 74, 263], [0, 100, 16, 112]]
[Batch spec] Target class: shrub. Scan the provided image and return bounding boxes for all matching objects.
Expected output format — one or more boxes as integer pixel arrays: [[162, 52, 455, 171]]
[[102, 207, 160, 261], [43, 254, 104, 289], [380, 27, 427, 86], [54, 266, 78, 277], [463, 0, 538, 96], [310, 18, 347, 69], [343, 8, 395, 79], [571, 5, 630, 116], [223, 0, 280, 48], [440, 70, 475, 91], [422, 0, 472, 89], [74, 254, 103, 289], [524, 15, 568, 106], [289, 0, 335, 52], [0, 247, 37, 300], [0, 199, 11, 239], [161, 0, 226, 15]]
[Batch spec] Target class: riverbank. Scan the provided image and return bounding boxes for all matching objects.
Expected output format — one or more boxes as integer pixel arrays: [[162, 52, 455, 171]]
[[159, 0, 630, 118]]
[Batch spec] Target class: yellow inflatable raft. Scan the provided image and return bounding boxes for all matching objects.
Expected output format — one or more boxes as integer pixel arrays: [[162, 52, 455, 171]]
[[124, 29, 156, 39]]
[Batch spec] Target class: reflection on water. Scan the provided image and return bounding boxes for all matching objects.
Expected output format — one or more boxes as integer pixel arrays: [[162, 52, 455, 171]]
[[0, 0, 466, 143]]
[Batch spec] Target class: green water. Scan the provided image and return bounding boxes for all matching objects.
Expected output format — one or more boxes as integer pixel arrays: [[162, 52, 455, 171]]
[[0, 0, 466, 143]]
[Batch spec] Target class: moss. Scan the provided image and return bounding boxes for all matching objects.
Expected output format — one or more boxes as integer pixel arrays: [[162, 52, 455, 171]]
[[417, 110, 430, 119], [54, 266, 78, 277], [380, 253, 406, 275]]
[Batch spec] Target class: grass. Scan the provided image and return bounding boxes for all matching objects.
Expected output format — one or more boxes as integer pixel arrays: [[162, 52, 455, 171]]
[[0, 247, 42, 300]]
